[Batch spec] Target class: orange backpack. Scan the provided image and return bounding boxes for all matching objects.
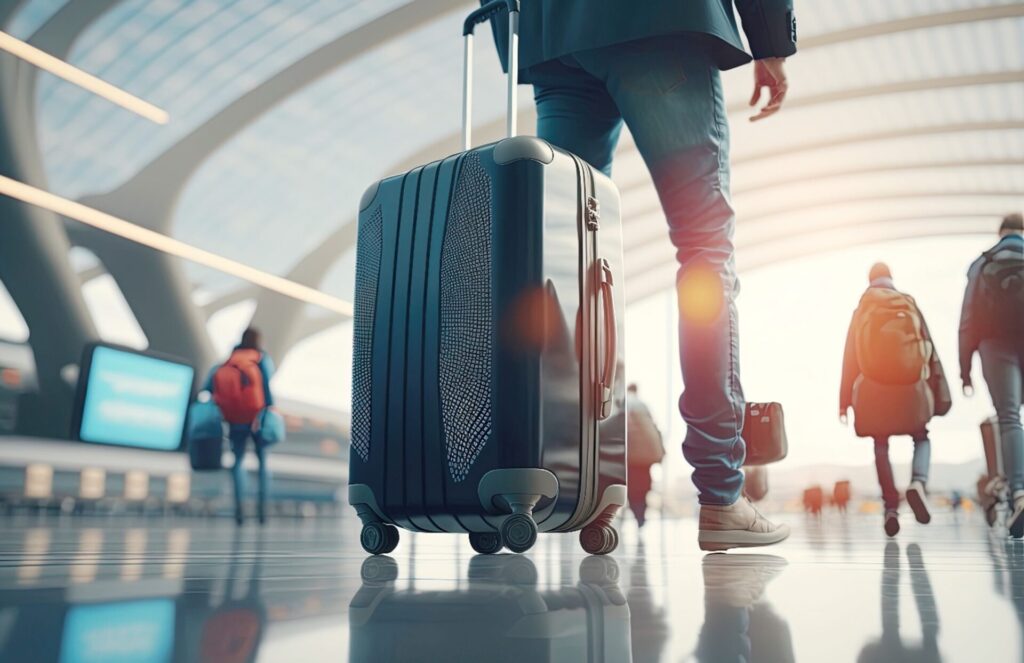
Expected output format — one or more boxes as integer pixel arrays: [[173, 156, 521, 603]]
[[213, 349, 266, 425], [853, 288, 931, 386]]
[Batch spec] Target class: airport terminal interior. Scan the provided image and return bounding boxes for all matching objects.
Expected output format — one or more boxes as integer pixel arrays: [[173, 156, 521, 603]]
[[0, 0, 1023, 661]]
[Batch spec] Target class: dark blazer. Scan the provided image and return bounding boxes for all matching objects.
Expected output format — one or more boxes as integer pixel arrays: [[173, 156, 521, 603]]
[[486, 0, 797, 75]]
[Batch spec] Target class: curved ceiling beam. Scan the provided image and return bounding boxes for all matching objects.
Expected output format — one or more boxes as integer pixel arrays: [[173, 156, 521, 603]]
[[737, 189, 1024, 226], [724, 69, 1024, 115], [626, 189, 1022, 232], [726, 158, 1024, 197], [624, 214, 998, 302], [799, 4, 1024, 50], [733, 120, 1024, 166]]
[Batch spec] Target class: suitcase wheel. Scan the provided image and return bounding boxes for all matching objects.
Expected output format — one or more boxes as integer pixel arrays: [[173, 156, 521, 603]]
[[469, 531, 503, 555], [360, 522, 400, 555], [580, 523, 619, 556], [501, 513, 538, 554]]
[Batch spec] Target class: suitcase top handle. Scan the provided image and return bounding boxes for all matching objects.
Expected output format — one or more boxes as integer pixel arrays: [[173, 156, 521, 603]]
[[462, 1, 521, 151]]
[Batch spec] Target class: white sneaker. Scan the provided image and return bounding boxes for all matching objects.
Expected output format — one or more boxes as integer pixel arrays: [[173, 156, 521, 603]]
[[906, 480, 931, 525], [1009, 491, 1024, 539], [698, 497, 790, 551]]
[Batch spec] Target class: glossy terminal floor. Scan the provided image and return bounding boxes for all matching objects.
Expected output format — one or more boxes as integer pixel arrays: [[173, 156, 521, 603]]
[[1, 508, 1021, 662]]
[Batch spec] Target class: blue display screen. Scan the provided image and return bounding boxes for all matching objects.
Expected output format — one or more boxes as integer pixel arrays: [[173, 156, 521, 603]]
[[59, 599, 175, 663], [78, 346, 194, 450]]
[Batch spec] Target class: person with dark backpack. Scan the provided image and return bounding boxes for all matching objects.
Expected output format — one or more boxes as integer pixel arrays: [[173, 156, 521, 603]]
[[960, 212, 1024, 537], [204, 327, 275, 525], [840, 263, 951, 537]]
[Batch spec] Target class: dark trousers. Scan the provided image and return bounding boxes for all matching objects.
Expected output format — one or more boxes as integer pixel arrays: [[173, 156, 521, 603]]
[[873, 432, 930, 511], [627, 465, 654, 526]]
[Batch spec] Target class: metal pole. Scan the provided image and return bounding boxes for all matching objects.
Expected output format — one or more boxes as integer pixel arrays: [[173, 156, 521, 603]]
[[506, 11, 518, 138], [462, 33, 474, 151]]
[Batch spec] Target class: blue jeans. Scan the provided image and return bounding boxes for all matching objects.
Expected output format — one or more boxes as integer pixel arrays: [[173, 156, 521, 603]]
[[229, 425, 269, 518], [980, 339, 1024, 493], [873, 433, 930, 511], [532, 37, 743, 505]]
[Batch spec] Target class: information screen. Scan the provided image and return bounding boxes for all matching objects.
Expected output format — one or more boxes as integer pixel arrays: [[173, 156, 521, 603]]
[[76, 345, 194, 451]]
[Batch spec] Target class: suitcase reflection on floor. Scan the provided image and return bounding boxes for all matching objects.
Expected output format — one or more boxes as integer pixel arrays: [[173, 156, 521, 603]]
[[348, 555, 630, 662], [695, 554, 795, 663]]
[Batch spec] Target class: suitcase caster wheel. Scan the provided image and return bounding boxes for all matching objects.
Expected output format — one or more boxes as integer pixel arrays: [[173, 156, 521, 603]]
[[469, 531, 503, 555], [361, 522, 399, 555], [501, 513, 538, 553], [580, 524, 617, 555]]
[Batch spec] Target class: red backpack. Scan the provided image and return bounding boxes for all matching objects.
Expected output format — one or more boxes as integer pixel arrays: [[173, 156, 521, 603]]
[[213, 349, 266, 424]]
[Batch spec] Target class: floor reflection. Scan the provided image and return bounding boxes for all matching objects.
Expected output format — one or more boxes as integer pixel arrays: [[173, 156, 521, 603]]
[[626, 541, 670, 663], [696, 553, 794, 663], [349, 554, 631, 662], [858, 542, 942, 663], [1, 515, 1021, 662], [182, 530, 266, 663], [987, 533, 1024, 651]]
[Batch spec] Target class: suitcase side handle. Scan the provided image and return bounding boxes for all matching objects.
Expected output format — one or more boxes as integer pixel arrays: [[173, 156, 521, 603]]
[[597, 258, 617, 419], [462, 1, 520, 151]]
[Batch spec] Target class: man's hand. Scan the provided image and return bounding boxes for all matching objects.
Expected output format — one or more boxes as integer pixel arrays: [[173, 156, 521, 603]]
[[963, 378, 975, 397], [839, 407, 849, 426], [749, 58, 788, 122]]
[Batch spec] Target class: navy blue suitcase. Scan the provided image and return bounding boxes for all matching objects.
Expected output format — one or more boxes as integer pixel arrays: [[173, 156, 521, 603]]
[[349, 1, 626, 556]]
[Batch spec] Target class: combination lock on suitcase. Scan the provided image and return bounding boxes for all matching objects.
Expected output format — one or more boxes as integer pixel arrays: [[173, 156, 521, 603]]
[[348, 0, 626, 556]]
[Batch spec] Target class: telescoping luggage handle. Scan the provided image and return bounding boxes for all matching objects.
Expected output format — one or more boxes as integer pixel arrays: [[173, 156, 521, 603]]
[[462, 0, 520, 150]]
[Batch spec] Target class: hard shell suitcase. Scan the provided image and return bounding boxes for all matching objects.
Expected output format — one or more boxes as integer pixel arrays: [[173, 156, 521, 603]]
[[348, 0, 626, 556]]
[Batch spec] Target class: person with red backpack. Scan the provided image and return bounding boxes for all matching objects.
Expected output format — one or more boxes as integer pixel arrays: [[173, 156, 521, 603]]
[[203, 327, 275, 525], [839, 263, 952, 537], [960, 212, 1024, 538]]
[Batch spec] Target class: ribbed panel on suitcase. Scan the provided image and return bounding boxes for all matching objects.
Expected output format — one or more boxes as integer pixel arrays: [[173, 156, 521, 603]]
[[352, 154, 496, 486], [351, 205, 382, 463], [439, 153, 493, 482]]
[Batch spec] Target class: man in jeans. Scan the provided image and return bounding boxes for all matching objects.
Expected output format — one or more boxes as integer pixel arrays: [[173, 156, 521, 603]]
[[961, 213, 1024, 537], [487, 1, 796, 549]]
